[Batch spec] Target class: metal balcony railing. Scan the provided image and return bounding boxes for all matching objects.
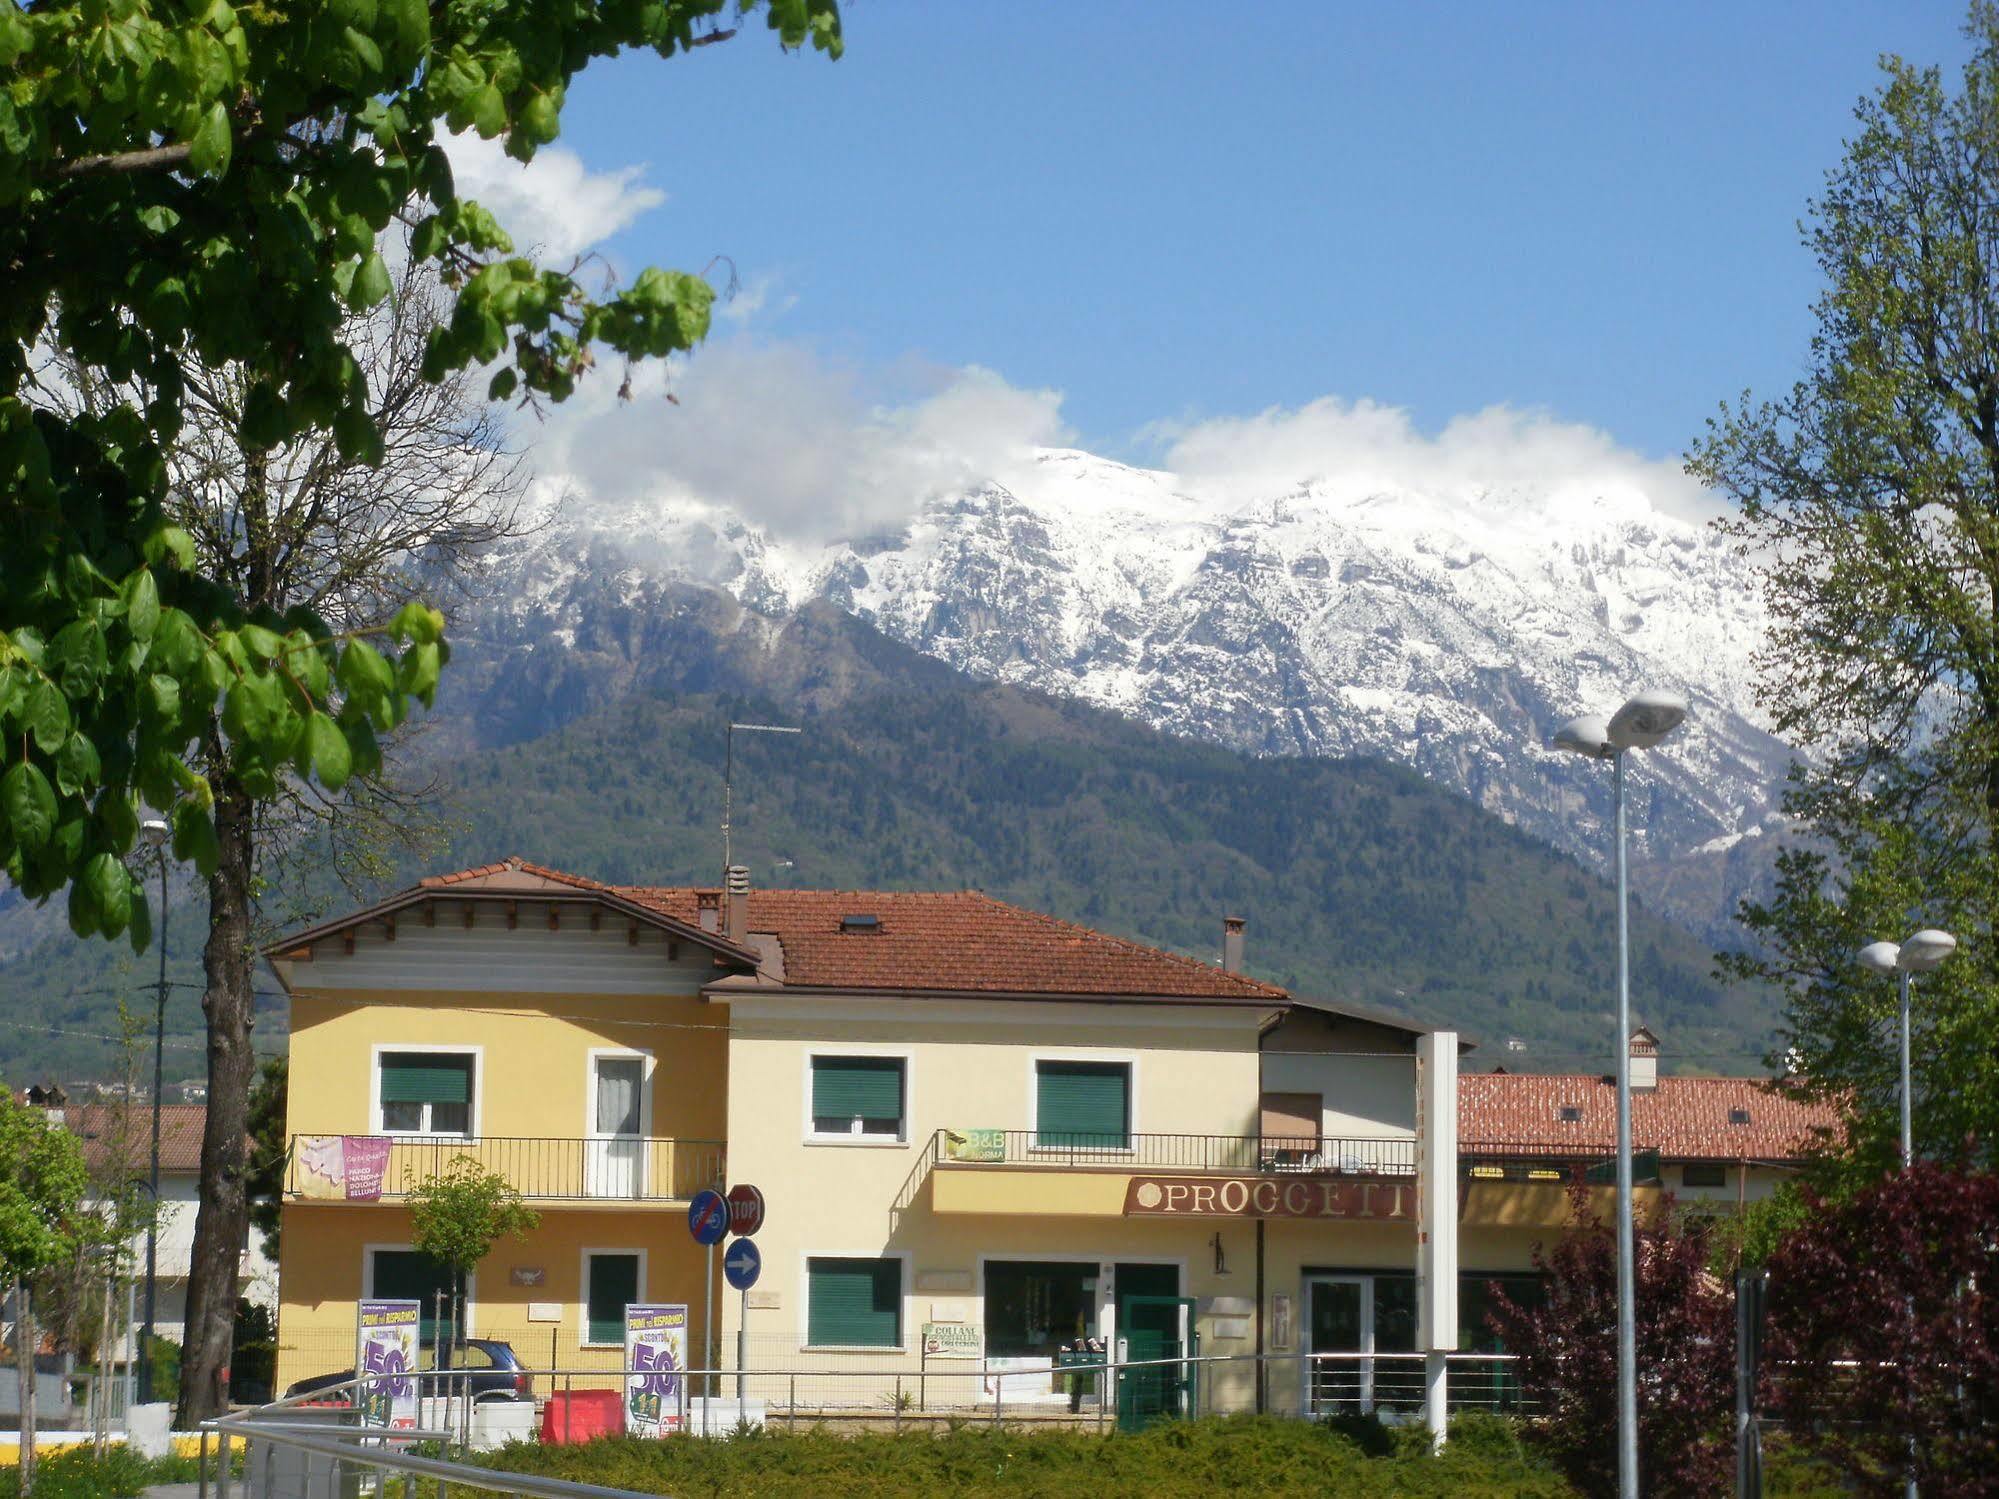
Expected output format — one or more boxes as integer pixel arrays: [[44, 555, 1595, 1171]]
[[929, 1128, 1417, 1177], [285, 1133, 726, 1203]]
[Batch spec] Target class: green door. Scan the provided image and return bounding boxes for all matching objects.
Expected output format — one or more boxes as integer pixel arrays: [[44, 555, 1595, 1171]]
[[1115, 1265, 1193, 1431]]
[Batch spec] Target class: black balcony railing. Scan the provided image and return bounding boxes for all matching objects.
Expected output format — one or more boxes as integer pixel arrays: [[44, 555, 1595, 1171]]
[[285, 1133, 725, 1203], [929, 1128, 1417, 1177]]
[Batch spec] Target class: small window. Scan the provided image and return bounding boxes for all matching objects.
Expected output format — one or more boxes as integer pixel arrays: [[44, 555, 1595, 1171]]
[[1035, 1061, 1131, 1149], [1727, 1108, 1752, 1126], [1682, 1163, 1727, 1189], [584, 1252, 641, 1346], [1557, 1105, 1583, 1123], [838, 914, 881, 933], [810, 1056, 906, 1139], [806, 1257, 902, 1348], [378, 1052, 474, 1136]]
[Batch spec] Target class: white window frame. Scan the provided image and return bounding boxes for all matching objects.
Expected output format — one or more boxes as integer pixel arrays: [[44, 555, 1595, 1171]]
[[370, 1043, 483, 1140], [1027, 1050, 1140, 1155], [579, 1246, 649, 1349], [797, 1248, 913, 1353], [362, 1241, 477, 1337], [802, 1047, 913, 1147], [583, 1048, 655, 1139]]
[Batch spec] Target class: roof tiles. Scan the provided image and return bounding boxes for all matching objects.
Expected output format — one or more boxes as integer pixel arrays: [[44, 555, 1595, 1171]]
[[1458, 1073, 1840, 1162]]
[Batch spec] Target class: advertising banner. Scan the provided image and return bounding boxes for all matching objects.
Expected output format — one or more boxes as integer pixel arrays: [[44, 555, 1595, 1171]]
[[356, 1299, 421, 1438], [297, 1135, 392, 1200], [942, 1128, 1005, 1163], [624, 1303, 689, 1436]]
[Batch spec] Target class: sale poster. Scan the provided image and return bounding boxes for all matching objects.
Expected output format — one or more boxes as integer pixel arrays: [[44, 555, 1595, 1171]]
[[356, 1299, 421, 1438], [624, 1303, 689, 1436]]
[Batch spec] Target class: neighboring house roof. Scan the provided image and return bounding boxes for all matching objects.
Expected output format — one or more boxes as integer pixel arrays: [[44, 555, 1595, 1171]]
[[61, 1104, 207, 1173], [619, 886, 1288, 1004], [1457, 1073, 1841, 1163]]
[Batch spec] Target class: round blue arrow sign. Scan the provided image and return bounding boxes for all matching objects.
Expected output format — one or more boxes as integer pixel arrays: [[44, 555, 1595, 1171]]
[[723, 1237, 762, 1291], [688, 1189, 729, 1247]]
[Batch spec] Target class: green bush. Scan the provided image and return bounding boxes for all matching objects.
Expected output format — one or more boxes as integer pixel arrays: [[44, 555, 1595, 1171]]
[[0, 1443, 209, 1499], [142, 1334, 180, 1406], [476, 1416, 1576, 1497]]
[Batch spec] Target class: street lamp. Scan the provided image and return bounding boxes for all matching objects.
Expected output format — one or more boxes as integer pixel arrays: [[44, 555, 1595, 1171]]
[[1552, 688, 1689, 1499], [1857, 928, 1956, 1169], [138, 817, 170, 1405], [721, 722, 801, 872]]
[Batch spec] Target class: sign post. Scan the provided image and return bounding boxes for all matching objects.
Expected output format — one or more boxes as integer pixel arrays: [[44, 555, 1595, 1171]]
[[723, 1237, 761, 1404], [623, 1304, 689, 1437], [354, 1299, 420, 1442], [687, 1190, 729, 1395]]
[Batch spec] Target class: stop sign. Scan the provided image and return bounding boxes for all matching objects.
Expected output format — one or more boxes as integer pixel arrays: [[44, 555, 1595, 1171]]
[[726, 1183, 765, 1237]]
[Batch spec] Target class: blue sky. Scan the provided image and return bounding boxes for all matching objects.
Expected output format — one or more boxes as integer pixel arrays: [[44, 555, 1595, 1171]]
[[456, 3, 1974, 531]]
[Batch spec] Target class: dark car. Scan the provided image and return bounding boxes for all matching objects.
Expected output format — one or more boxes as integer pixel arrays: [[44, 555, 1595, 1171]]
[[285, 1337, 534, 1404]]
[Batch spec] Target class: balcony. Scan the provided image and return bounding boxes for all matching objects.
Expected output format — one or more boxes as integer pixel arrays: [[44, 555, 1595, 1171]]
[[285, 1133, 725, 1205], [930, 1128, 1417, 1176]]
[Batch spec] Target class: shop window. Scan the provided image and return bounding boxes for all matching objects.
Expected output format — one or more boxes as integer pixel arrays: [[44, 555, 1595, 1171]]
[[806, 1258, 902, 1348], [810, 1056, 906, 1139], [984, 1261, 1098, 1358]]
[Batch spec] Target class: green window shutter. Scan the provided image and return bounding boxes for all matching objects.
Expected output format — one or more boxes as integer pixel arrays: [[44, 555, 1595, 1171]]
[[380, 1055, 471, 1104], [811, 1057, 903, 1126], [807, 1258, 901, 1348], [586, 1253, 640, 1345], [1035, 1062, 1129, 1148]]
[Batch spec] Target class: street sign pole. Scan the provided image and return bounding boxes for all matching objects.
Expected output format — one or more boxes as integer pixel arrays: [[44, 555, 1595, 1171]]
[[737, 1285, 747, 1404], [705, 1242, 715, 1398], [686, 1190, 731, 1401]]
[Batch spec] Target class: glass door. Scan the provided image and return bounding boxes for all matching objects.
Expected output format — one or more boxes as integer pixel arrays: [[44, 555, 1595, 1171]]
[[586, 1056, 645, 1198], [1305, 1276, 1368, 1415]]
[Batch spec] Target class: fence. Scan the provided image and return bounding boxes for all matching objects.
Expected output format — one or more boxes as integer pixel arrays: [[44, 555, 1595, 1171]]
[[930, 1129, 1419, 1176], [285, 1135, 726, 1202]]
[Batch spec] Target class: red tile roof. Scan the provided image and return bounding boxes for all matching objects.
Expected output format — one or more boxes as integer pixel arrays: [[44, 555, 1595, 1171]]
[[419, 860, 607, 892], [60, 1104, 207, 1173], [1457, 1074, 1840, 1163], [621, 886, 1288, 1003]]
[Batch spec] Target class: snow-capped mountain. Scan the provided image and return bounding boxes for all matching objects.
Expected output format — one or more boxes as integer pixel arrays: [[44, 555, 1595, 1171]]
[[477, 447, 1788, 925]]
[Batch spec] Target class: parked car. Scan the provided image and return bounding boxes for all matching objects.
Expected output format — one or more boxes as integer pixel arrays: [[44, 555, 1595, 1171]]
[[285, 1337, 533, 1404]]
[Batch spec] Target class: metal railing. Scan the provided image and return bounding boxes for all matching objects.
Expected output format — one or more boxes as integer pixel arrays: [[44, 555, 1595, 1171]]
[[930, 1128, 1418, 1176], [286, 1134, 726, 1203]]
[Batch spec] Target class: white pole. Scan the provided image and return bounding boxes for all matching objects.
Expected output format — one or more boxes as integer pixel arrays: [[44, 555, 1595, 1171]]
[[735, 1286, 746, 1405], [1899, 968, 1914, 1170], [1614, 751, 1639, 1499], [704, 1242, 714, 1398]]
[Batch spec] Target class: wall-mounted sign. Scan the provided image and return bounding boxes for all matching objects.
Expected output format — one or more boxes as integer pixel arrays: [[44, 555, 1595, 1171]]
[[942, 1129, 1005, 1163], [527, 1302, 562, 1323], [1122, 1176, 1413, 1221], [1269, 1294, 1294, 1351], [509, 1267, 546, 1287], [921, 1322, 980, 1359]]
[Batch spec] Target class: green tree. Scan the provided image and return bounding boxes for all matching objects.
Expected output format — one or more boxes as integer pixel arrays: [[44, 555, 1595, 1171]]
[[1688, 2, 1999, 1183], [0, 1091, 89, 1494], [245, 1057, 286, 1264], [406, 1157, 538, 1357], [3, 0, 840, 1420]]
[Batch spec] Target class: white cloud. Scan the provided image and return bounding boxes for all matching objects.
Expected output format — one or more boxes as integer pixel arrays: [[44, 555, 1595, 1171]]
[[1151, 397, 1722, 525], [441, 133, 665, 262], [527, 339, 1070, 542]]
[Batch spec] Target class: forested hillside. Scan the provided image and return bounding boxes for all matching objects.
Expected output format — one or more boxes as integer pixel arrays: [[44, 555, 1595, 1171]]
[[0, 597, 1781, 1081]]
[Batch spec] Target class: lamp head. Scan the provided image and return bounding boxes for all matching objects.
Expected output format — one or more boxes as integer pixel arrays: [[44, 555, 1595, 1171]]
[[139, 818, 169, 850], [1606, 690, 1689, 751], [1856, 941, 1901, 975], [1552, 715, 1614, 760], [1899, 928, 1957, 973]]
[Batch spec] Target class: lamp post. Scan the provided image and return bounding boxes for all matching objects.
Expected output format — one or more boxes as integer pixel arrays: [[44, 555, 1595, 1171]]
[[138, 818, 170, 1405], [1856, 929, 1956, 1169], [721, 722, 801, 873], [1552, 688, 1689, 1499]]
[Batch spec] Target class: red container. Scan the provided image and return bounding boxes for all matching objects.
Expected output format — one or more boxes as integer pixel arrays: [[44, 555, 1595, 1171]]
[[539, 1389, 626, 1444]]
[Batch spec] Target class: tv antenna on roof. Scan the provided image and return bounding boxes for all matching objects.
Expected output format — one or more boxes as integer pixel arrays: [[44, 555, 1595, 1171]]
[[723, 721, 802, 872]]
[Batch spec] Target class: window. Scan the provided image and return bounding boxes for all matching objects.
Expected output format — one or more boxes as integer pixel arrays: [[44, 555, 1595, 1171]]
[[1556, 1106, 1582, 1123], [1681, 1162, 1727, 1189], [368, 1249, 460, 1343], [584, 1252, 641, 1346], [378, 1052, 474, 1136], [810, 1056, 905, 1139], [806, 1257, 902, 1348], [985, 1261, 1097, 1358], [1034, 1061, 1130, 1149]]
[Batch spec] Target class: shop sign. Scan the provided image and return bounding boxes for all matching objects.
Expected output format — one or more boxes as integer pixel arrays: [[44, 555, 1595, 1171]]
[[1122, 1175, 1414, 1221], [921, 1322, 980, 1359], [942, 1129, 1006, 1163]]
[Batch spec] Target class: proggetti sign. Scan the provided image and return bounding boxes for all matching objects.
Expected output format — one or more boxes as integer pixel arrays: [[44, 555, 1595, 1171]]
[[1122, 1175, 1414, 1221]]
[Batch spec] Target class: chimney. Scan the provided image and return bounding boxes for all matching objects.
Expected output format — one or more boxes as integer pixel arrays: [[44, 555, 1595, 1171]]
[[696, 890, 721, 934], [1222, 915, 1246, 974], [725, 865, 750, 945], [1629, 1027, 1659, 1092]]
